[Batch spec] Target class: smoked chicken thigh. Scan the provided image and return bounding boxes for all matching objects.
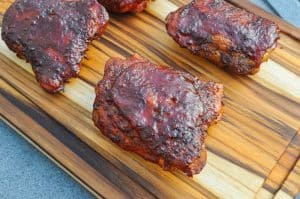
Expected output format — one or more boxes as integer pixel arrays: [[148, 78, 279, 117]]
[[166, 0, 279, 75], [93, 54, 224, 176], [2, 0, 109, 93]]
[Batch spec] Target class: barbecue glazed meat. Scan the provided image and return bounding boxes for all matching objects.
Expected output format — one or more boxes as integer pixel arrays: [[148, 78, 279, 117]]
[[93, 54, 224, 176], [2, 0, 109, 93], [166, 0, 280, 75], [98, 0, 148, 13]]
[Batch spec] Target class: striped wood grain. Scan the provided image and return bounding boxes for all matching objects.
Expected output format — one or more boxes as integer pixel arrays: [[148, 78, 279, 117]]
[[0, 79, 156, 199], [256, 129, 300, 198], [275, 156, 300, 198], [0, 0, 300, 198]]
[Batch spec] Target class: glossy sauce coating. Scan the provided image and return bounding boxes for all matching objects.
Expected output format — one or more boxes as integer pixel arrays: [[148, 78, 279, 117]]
[[166, 0, 280, 75], [2, 0, 109, 93], [93, 54, 224, 176], [98, 0, 148, 13]]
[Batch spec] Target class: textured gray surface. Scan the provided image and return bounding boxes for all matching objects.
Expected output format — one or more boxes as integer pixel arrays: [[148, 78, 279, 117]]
[[0, 0, 299, 198], [251, 0, 277, 13], [0, 120, 94, 199], [251, 0, 300, 27], [266, 0, 300, 27]]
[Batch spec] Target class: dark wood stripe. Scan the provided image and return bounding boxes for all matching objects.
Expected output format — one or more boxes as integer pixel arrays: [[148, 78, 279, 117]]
[[100, 33, 132, 58]]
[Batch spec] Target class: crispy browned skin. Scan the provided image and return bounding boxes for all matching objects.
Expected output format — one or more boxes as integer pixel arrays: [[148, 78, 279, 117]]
[[98, 0, 148, 13], [2, 0, 109, 93], [166, 0, 280, 75], [93, 54, 224, 176]]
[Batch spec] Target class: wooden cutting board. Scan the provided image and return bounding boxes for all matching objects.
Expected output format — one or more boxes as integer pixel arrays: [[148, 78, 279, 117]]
[[0, 0, 299, 198]]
